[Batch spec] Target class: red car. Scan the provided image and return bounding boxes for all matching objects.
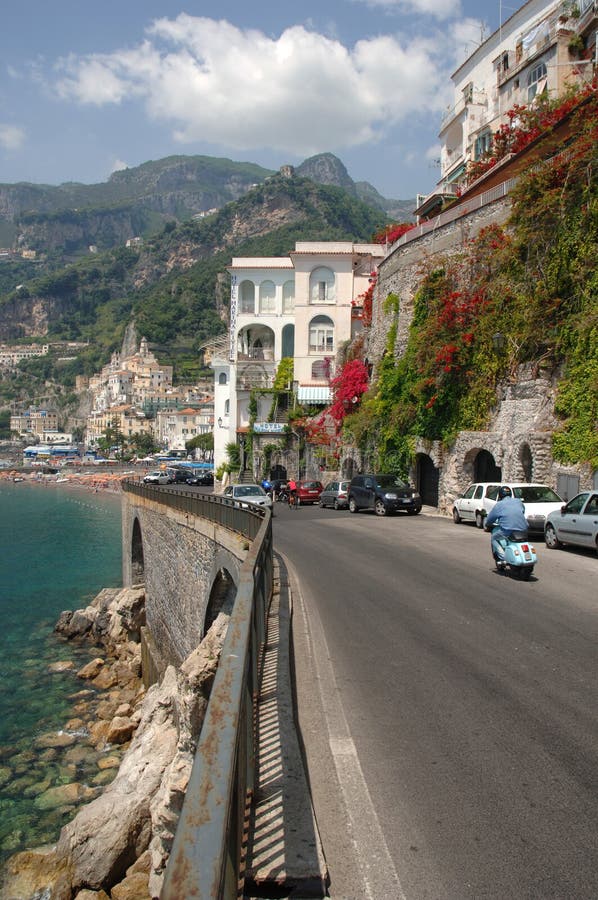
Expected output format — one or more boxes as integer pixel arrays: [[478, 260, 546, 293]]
[[296, 480, 323, 505]]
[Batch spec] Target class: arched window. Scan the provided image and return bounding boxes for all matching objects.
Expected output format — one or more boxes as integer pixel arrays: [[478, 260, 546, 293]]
[[311, 359, 330, 379], [309, 267, 335, 304], [282, 280, 295, 313], [218, 372, 228, 385], [224, 399, 230, 415], [259, 280, 276, 314], [527, 61, 547, 102], [239, 280, 255, 315], [309, 315, 334, 353]]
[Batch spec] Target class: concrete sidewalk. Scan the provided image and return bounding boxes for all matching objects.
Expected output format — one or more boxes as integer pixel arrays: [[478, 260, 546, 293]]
[[244, 554, 329, 899]]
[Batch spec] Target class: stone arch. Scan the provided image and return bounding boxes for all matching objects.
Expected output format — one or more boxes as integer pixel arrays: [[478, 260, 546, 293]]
[[415, 453, 440, 506], [520, 442, 533, 482], [131, 517, 145, 585], [204, 567, 237, 637], [463, 447, 502, 483]]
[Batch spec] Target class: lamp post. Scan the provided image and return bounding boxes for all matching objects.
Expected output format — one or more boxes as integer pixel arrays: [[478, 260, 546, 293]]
[[492, 332, 507, 353]]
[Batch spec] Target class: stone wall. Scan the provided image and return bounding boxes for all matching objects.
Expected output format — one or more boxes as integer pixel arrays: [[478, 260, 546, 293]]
[[122, 493, 245, 668], [359, 196, 595, 506], [368, 198, 511, 365]]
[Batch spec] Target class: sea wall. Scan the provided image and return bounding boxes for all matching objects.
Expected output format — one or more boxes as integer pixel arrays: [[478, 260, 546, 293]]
[[121, 491, 247, 671]]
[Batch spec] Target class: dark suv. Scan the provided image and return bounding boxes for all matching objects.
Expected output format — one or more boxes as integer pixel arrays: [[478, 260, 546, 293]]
[[348, 474, 422, 516]]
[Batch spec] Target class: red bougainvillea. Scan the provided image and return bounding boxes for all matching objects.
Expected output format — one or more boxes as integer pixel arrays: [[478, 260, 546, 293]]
[[328, 359, 371, 427], [373, 222, 417, 245]]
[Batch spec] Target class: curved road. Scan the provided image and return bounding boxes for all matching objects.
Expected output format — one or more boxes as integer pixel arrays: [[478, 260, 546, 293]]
[[272, 501, 598, 900]]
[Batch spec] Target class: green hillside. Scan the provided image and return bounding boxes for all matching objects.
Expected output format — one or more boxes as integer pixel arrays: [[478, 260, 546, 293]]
[[0, 174, 387, 397]]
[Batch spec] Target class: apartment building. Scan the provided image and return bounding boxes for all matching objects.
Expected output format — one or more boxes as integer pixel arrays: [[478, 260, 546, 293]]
[[212, 241, 384, 473], [10, 406, 58, 438], [421, 0, 597, 215], [154, 404, 214, 452]]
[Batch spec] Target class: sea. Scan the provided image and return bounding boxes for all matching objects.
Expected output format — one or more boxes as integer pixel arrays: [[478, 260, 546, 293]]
[[0, 480, 123, 867]]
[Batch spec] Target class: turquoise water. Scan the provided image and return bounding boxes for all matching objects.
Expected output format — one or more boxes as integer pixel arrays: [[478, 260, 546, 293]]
[[0, 482, 122, 862]]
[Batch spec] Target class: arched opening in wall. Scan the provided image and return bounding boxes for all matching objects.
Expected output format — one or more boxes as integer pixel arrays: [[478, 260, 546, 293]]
[[520, 443, 533, 482], [282, 324, 295, 359], [341, 457, 355, 479], [204, 568, 237, 637], [415, 454, 439, 507], [131, 517, 145, 585], [473, 449, 501, 482]]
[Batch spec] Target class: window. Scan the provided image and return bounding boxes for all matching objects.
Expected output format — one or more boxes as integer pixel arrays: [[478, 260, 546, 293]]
[[527, 62, 547, 103], [239, 280, 255, 315], [218, 373, 228, 385], [309, 267, 335, 304], [259, 280, 276, 314], [224, 399, 230, 415], [309, 316, 334, 353], [474, 131, 493, 160], [311, 359, 330, 379], [282, 280, 295, 313]]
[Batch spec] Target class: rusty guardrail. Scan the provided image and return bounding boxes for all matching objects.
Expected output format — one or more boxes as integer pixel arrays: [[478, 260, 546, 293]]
[[122, 481, 273, 897]]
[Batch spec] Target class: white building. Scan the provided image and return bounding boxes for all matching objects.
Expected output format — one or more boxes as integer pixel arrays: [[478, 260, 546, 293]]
[[154, 404, 214, 452], [212, 241, 384, 474], [421, 0, 597, 214]]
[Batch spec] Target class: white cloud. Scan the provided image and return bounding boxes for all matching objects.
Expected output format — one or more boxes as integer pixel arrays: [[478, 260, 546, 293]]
[[0, 124, 26, 150], [111, 158, 129, 173], [52, 15, 458, 158]]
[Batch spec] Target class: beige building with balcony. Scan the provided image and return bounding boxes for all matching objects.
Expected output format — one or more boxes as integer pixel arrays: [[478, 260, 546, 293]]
[[211, 241, 384, 473]]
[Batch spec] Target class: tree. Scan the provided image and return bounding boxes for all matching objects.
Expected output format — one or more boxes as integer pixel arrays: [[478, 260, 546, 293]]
[[129, 431, 160, 456]]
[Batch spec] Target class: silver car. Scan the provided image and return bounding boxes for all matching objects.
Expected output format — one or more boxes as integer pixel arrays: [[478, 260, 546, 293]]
[[223, 484, 273, 509], [319, 480, 350, 510], [143, 470, 172, 484], [545, 491, 598, 554]]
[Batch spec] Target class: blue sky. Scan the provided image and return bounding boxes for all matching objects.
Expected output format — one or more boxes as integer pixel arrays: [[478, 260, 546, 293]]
[[0, 0, 507, 200]]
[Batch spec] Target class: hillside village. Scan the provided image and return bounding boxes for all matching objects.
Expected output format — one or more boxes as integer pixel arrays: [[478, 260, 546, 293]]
[[1, 0, 597, 505]]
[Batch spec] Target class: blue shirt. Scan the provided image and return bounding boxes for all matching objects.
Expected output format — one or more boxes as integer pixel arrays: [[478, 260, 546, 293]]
[[485, 496, 528, 534]]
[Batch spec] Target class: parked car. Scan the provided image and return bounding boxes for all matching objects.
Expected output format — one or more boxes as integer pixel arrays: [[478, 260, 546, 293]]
[[222, 483, 273, 509], [186, 471, 214, 486], [143, 470, 172, 484], [545, 491, 598, 554], [348, 474, 422, 516], [319, 480, 350, 510], [167, 467, 191, 483], [452, 482, 564, 532], [296, 480, 323, 505]]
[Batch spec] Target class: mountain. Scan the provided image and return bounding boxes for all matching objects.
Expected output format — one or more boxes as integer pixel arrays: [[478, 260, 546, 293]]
[[0, 171, 388, 396], [296, 153, 416, 219], [0, 153, 415, 260]]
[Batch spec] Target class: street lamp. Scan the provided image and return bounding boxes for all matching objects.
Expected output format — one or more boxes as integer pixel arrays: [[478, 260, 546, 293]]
[[492, 332, 507, 353], [217, 417, 224, 428]]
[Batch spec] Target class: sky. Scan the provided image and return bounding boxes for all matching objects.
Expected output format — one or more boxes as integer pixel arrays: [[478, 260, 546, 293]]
[[0, 0, 508, 201]]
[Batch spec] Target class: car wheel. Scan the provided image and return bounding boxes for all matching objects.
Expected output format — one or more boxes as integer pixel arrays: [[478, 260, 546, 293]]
[[545, 523, 562, 549], [349, 497, 358, 513], [319, 498, 325, 507], [475, 511, 485, 529], [375, 499, 387, 516], [334, 499, 339, 510], [453, 507, 461, 524]]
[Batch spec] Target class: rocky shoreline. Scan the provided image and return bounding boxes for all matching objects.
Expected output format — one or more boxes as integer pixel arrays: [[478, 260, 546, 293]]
[[1, 584, 231, 899]]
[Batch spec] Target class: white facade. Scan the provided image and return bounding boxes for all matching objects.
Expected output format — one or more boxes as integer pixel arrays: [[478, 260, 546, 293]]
[[432, 0, 596, 199], [155, 404, 213, 451], [212, 241, 384, 473]]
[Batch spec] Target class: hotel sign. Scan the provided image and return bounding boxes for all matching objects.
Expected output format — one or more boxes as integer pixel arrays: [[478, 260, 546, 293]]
[[229, 275, 238, 362], [253, 422, 286, 433]]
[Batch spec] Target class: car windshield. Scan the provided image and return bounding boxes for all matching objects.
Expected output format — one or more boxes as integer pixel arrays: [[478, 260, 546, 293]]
[[236, 486, 264, 497], [512, 486, 562, 503], [376, 476, 407, 489]]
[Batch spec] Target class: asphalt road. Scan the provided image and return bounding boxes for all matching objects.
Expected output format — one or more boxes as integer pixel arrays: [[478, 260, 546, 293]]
[[272, 501, 598, 900]]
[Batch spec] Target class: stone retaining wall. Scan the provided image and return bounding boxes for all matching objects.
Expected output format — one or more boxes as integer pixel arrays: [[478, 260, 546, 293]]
[[122, 492, 246, 669]]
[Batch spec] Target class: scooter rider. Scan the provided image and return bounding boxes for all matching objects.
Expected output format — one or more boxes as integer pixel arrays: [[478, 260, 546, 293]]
[[484, 486, 528, 568]]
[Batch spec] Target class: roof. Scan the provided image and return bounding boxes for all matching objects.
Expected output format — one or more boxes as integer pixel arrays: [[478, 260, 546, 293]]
[[228, 258, 293, 269]]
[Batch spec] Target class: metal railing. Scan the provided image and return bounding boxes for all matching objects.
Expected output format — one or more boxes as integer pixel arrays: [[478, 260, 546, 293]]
[[388, 177, 517, 254], [122, 481, 273, 897]]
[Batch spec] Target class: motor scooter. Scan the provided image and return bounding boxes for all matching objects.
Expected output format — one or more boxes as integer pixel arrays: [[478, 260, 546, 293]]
[[490, 526, 537, 580]]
